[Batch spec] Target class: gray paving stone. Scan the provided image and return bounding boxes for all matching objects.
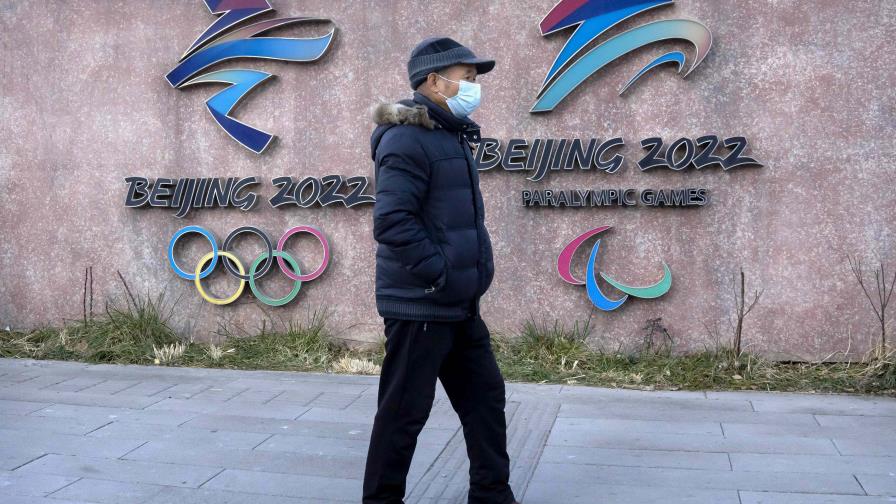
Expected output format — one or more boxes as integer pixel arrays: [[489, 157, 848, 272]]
[[833, 437, 896, 456], [298, 406, 461, 429], [547, 425, 840, 455], [0, 428, 145, 458], [554, 394, 754, 412], [555, 416, 724, 436], [723, 421, 895, 439], [526, 461, 865, 494], [507, 383, 563, 396], [739, 491, 896, 503], [506, 400, 558, 498], [539, 444, 731, 470], [226, 389, 285, 404], [855, 474, 896, 496], [31, 403, 197, 425], [230, 370, 378, 384], [190, 386, 250, 401], [107, 380, 181, 397], [227, 378, 371, 394], [149, 382, 215, 399], [255, 434, 374, 456], [47, 477, 167, 503], [815, 414, 896, 429], [81, 363, 240, 379], [0, 399, 52, 415], [0, 470, 78, 497], [7, 373, 76, 390], [750, 396, 896, 416], [42, 377, 110, 393], [3, 495, 95, 504], [731, 453, 896, 475], [0, 360, 87, 372], [0, 447, 47, 471], [707, 390, 852, 400], [0, 388, 161, 409], [146, 397, 311, 419], [75, 379, 142, 395], [523, 481, 741, 504], [0, 412, 111, 435], [143, 486, 338, 504], [407, 407, 505, 501], [299, 391, 365, 409], [1, 358, 892, 504], [182, 413, 452, 447], [560, 401, 820, 425], [129, 439, 370, 477], [258, 389, 320, 405], [86, 421, 272, 449], [202, 469, 361, 501], [560, 385, 708, 399], [197, 435, 438, 492], [17, 453, 223, 487], [125, 439, 443, 482]]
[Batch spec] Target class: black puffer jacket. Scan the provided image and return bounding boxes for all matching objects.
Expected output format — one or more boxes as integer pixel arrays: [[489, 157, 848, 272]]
[[370, 91, 495, 321]]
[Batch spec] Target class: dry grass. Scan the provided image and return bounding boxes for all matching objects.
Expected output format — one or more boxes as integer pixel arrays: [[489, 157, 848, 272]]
[[1, 294, 893, 395]]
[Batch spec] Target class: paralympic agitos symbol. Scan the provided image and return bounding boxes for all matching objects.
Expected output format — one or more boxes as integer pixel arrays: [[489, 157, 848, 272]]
[[168, 225, 330, 306], [166, 1, 335, 154], [557, 226, 672, 311], [533, 0, 713, 112]]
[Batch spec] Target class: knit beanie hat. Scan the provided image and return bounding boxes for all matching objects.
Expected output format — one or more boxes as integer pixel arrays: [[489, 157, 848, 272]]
[[407, 36, 495, 90]]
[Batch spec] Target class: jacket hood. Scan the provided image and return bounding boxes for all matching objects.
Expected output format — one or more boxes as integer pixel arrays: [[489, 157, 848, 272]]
[[369, 99, 433, 161], [369, 92, 481, 161]]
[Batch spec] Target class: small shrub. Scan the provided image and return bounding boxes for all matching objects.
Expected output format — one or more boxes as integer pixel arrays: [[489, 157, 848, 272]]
[[331, 356, 381, 375], [153, 341, 187, 365]]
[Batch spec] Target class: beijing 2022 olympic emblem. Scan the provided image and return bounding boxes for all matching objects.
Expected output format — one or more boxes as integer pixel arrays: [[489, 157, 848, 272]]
[[533, 0, 713, 112], [165, 1, 336, 153]]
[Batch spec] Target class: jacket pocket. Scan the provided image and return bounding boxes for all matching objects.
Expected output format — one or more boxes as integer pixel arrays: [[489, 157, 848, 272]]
[[418, 221, 448, 295], [426, 242, 449, 294], [434, 220, 449, 243]]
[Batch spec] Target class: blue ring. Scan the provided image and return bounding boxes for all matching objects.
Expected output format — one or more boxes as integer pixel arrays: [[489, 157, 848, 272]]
[[168, 226, 218, 280]]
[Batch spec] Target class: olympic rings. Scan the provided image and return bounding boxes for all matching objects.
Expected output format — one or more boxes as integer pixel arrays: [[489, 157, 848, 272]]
[[168, 225, 329, 306], [277, 226, 330, 282], [169, 226, 218, 280], [222, 226, 273, 281], [250, 251, 302, 307], [195, 251, 245, 305]]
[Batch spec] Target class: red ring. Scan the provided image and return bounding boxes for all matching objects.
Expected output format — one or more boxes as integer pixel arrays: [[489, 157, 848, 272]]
[[276, 226, 330, 282]]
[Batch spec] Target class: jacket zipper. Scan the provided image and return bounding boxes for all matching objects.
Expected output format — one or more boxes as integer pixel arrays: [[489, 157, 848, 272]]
[[458, 129, 482, 311]]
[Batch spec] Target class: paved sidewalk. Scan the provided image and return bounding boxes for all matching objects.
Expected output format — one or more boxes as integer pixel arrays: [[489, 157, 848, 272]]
[[0, 359, 893, 503]]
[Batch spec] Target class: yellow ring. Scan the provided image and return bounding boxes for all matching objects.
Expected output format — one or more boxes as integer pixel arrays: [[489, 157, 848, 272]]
[[194, 251, 246, 305]]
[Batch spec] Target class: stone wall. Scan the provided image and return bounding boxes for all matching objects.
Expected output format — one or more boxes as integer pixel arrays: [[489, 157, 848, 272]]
[[1, 0, 893, 360]]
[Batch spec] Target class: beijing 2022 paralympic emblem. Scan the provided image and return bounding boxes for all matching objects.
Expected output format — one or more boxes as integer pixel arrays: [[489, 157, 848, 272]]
[[557, 226, 672, 311], [168, 225, 330, 306], [165, 1, 335, 154], [533, 0, 713, 112]]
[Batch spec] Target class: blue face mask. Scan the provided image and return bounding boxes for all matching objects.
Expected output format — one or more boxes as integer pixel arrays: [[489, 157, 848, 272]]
[[436, 74, 481, 118]]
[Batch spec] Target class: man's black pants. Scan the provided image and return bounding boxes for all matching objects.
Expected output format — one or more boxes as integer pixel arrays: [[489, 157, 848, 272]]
[[362, 314, 516, 504]]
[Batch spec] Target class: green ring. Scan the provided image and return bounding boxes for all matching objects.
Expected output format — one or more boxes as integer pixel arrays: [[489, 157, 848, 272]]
[[249, 251, 302, 307]]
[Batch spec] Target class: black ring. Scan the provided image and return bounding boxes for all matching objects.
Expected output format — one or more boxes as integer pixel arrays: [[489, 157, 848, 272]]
[[221, 226, 273, 281]]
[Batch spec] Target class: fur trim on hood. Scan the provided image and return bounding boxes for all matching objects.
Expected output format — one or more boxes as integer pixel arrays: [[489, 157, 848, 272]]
[[371, 102, 436, 130]]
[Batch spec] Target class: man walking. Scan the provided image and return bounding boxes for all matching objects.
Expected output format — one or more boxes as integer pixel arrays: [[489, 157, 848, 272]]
[[363, 37, 519, 504]]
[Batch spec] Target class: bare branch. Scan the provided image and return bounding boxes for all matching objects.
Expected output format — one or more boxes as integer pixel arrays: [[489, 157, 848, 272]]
[[116, 269, 138, 310], [848, 254, 883, 321]]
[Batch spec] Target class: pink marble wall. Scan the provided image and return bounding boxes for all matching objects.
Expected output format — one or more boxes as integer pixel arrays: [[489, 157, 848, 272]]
[[1, 0, 893, 360]]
